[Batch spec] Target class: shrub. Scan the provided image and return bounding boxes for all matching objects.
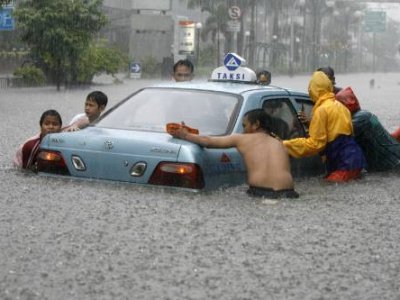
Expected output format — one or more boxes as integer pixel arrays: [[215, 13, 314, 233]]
[[141, 56, 160, 78], [13, 66, 46, 86], [76, 42, 128, 84]]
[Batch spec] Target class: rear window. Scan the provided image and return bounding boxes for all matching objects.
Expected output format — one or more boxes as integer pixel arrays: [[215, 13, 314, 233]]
[[97, 88, 241, 135]]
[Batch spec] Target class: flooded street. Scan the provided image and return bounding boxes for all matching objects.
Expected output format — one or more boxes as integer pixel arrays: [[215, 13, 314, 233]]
[[1, 73, 400, 299]]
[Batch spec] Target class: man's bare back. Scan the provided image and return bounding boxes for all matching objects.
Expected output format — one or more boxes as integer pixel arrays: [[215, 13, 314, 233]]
[[236, 132, 294, 190]]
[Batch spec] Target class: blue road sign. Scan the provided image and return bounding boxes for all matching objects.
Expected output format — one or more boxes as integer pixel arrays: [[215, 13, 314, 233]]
[[130, 62, 142, 73], [0, 8, 14, 31]]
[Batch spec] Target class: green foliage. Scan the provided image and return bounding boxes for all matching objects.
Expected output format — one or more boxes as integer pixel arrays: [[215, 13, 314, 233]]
[[141, 56, 160, 78], [198, 44, 216, 67], [76, 41, 128, 84], [0, 0, 12, 7], [14, 0, 107, 89], [13, 65, 46, 86]]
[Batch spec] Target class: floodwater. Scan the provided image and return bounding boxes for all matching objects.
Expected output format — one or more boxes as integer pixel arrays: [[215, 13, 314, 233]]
[[1, 73, 400, 300]]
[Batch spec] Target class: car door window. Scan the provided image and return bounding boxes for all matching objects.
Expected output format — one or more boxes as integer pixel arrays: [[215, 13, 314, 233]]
[[262, 98, 303, 139], [295, 98, 313, 122], [294, 98, 314, 134]]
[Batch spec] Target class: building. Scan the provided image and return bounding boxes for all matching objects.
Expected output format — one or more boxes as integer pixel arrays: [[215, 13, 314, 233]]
[[102, 0, 204, 66]]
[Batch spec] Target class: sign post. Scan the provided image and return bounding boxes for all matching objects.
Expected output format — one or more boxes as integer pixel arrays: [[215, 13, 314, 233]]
[[178, 20, 195, 56], [228, 6, 241, 53], [364, 11, 386, 72]]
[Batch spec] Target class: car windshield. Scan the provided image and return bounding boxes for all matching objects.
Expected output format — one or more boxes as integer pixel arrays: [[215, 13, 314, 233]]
[[96, 88, 241, 135]]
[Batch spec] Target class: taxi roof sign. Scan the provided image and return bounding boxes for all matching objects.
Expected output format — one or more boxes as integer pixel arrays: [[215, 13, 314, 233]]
[[211, 53, 256, 83], [224, 53, 245, 71]]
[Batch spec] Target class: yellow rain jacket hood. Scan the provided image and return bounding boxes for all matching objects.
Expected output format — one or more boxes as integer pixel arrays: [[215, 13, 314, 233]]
[[283, 71, 353, 158]]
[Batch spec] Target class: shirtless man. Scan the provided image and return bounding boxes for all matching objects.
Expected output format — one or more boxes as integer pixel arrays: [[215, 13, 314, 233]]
[[168, 109, 299, 199]]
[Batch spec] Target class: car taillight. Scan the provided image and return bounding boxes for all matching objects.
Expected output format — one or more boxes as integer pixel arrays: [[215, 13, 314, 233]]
[[148, 162, 205, 189], [36, 150, 70, 175]]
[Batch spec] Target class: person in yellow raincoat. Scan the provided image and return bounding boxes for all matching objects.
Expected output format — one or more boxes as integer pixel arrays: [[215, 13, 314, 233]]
[[283, 71, 366, 182]]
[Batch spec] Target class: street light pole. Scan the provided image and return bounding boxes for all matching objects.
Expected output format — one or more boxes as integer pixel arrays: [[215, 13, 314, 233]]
[[248, 0, 256, 68], [195, 22, 202, 66], [289, 0, 305, 76], [310, 0, 335, 71]]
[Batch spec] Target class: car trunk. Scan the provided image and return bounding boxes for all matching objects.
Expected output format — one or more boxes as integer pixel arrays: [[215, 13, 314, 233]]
[[42, 127, 181, 183]]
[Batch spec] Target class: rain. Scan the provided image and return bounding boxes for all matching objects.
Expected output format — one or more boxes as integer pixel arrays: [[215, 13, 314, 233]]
[[1, 0, 400, 299]]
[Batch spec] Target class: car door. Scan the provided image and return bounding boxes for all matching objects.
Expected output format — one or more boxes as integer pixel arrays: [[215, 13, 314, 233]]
[[261, 97, 325, 177]]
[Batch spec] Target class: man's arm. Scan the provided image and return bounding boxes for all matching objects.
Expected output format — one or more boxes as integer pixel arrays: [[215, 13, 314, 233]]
[[63, 115, 89, 132], [170, 127, 240, 148]]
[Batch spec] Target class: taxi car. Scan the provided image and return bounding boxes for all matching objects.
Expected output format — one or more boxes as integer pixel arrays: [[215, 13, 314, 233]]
[[36, 53, 324, 190]]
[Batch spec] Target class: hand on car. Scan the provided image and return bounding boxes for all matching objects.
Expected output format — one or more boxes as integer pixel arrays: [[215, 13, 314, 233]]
[[297, 111, 310, 126]]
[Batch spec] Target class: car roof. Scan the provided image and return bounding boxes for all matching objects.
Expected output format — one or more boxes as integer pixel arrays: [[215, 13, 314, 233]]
[[148, 81, 308, 97]]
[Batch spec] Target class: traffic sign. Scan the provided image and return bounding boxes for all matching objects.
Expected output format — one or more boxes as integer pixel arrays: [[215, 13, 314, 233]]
[[0, 8, 14, 31], [130, 62, 141, 73], [228, 6, 241, 20], [130, 62, 141, 79], [364, 11, 386, 33]]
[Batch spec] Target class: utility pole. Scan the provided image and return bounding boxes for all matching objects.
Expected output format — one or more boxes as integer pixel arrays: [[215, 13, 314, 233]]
[[248, 0, 256, 68]]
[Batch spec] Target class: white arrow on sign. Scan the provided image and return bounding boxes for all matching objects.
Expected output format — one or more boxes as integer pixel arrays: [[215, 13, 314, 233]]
[[130, 63, 141, 73]]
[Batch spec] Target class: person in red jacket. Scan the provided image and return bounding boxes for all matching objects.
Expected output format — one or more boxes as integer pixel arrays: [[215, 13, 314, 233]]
[[14, 110, 62, 171]]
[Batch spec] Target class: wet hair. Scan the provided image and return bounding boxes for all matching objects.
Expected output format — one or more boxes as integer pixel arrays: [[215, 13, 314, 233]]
[[39, 109, 62, 126], [256, 70, 271, 85], [317, 66, 335, 84], [173, 59, 194, 73], [86, 91, 108, 107], [244, 109, 272, 134]]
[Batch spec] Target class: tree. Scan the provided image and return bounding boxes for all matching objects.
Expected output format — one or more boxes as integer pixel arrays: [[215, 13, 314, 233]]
[[187, 0, 230, 65], [186, 0, 286, 68], [77, 40, 128, 84], [14, 0, 107, 90], [0, 0, 12, 6]]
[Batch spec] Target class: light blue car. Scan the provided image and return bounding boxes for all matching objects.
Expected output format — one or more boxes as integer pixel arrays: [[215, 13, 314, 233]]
[[37, 54, 324, 190]]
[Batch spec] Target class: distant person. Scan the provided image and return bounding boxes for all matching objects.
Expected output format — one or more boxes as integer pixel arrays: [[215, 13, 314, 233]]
[[369, 78, 375, 89], [167, 109, 299, 199], [172, 59, 194, 82], [256, 70, 271, 85], [14, 109, 62, 171], [65, 91, 108, 131], [317, 66, 342, 94], [283, 71, 366, 182]]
